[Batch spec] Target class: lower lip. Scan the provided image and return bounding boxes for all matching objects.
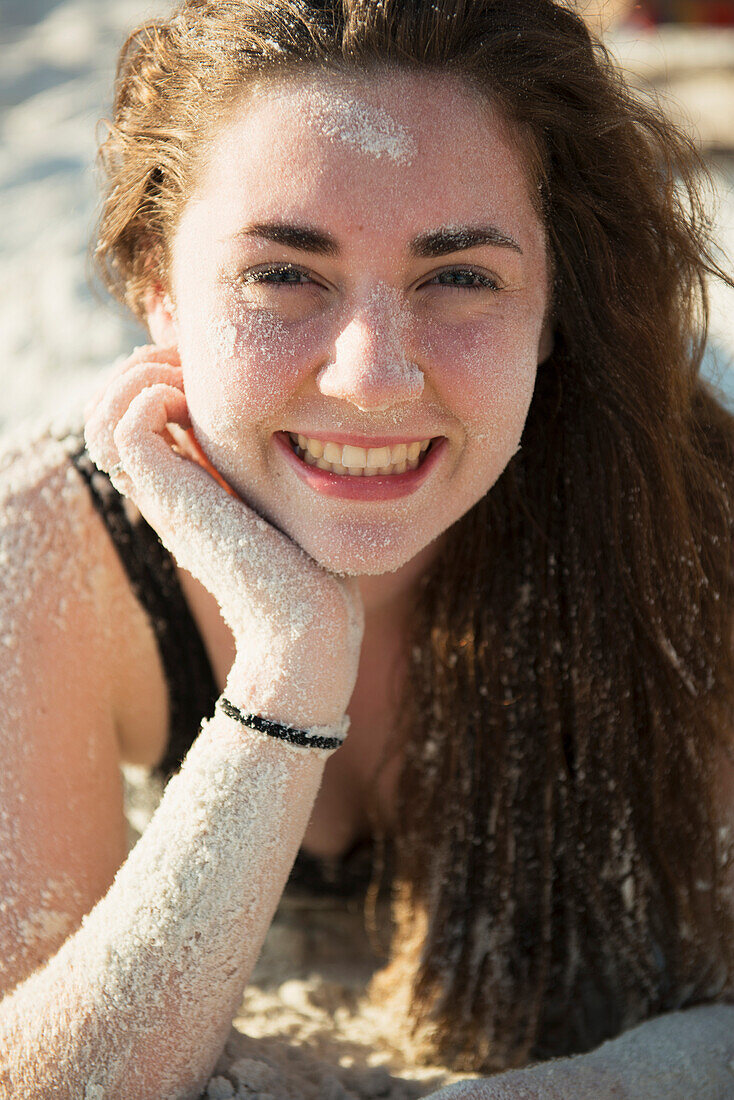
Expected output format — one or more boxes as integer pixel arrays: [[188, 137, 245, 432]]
[[273, 433, 446, 500]]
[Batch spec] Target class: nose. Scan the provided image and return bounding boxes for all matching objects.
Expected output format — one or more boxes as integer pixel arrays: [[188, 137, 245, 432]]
[[316, 286, 424, 412]]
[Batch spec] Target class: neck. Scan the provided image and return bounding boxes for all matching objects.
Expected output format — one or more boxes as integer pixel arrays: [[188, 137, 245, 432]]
[[356, 534, 446, 624]]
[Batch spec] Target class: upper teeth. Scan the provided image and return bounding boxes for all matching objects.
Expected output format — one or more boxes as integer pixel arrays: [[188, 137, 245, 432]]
[[289, 434, 432, 476]]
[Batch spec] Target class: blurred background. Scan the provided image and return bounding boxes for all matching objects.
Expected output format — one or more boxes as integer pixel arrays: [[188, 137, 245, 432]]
[[0, 0, 732, 438]]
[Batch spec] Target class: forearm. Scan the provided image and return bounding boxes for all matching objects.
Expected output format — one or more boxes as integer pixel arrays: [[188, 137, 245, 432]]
[[0, 707, 328, 1100]]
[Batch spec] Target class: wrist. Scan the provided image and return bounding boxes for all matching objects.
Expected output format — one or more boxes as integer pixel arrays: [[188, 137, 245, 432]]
[[226, 651, 353, 729], [216, 696, 349, 755]]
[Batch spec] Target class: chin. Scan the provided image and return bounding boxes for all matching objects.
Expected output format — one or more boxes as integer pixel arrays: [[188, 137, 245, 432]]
[[287, 520, 438, 577]]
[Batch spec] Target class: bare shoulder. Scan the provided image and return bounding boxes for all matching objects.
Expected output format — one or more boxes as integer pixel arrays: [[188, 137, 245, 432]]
[[0, 427, 168, 768], [0, 426, 172, 995], [0, 431, 103, 630]]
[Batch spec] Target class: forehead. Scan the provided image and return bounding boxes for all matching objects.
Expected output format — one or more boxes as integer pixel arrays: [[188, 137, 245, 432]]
[[186, 67, 543, 250]]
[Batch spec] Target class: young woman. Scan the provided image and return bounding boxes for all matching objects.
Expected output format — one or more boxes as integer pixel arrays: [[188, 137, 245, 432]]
[[1, 1, 734, 1096]]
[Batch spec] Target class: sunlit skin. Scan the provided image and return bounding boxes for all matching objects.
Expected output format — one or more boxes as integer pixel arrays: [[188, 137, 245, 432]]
[[148, 67, 553, 589]]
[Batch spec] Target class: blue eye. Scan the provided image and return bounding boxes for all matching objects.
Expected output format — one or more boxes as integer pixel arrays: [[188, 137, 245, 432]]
[[428, 268, 501, 291]]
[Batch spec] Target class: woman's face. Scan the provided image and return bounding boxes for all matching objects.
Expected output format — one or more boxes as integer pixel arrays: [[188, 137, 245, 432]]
[[155, 68, 551, 575]]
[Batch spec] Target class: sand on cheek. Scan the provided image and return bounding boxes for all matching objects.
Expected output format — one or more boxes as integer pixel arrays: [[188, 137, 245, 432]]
[[469, 356, 538, 456], [183, 283, 429, 491], [418, 313, 538, 476], [177, 308, 299, 489], [188, 306, 295, 418]]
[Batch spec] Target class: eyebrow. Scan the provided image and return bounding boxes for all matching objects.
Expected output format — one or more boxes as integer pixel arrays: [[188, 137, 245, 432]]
[[412, 225, 523, 257], [232, 223, 337, 256], [231, 221, 523, 257]]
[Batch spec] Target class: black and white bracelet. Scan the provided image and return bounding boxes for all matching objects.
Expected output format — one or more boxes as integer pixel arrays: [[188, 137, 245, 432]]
[[217, 696, 349, 753]]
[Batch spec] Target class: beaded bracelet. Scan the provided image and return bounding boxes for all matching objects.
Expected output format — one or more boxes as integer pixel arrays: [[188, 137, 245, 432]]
[[217, 696, 349, 753]]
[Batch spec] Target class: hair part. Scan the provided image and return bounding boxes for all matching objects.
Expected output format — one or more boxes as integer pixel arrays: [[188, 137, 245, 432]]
[[100, 0, 734, 1072]]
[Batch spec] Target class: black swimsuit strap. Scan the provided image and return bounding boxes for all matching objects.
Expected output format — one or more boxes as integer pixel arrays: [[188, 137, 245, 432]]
[[64, 431, 219, 779]]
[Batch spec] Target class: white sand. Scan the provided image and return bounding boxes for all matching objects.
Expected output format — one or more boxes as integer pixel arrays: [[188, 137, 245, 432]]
[[2, 4, 734, 1095]]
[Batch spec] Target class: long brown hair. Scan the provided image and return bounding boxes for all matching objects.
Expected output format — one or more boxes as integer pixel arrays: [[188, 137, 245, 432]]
[[96, 0, 734, 1072]]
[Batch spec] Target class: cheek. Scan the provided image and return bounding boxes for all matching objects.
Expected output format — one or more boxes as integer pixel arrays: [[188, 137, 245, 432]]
[[427, 309, 540, 441], [469, 348, 538, 451], [179, 306, 311, 441]]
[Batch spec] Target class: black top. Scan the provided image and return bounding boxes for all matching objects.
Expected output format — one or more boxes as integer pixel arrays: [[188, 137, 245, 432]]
[[67, 432, 219, 779]]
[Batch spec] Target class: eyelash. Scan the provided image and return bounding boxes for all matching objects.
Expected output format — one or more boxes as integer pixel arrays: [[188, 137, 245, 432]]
[[239, 265, 313, 288], [238, 263, 501, 292], [430, 268, 501, 292]]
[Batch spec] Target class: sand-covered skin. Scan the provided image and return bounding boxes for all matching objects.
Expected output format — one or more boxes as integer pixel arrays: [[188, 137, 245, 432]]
[[121, 763, 466, 1100], [1, 711, 342, 1098], [316, 283, 426, 413], [84, 353, 364, 729], [301, 82, 419, 166], [168, 68, 550, 581], [1, 351, 367, 1096], [0, 432, 137, 999]]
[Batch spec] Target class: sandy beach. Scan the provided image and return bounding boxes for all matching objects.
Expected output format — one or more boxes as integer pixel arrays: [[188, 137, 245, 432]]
[[2, 3, 734, 1097]]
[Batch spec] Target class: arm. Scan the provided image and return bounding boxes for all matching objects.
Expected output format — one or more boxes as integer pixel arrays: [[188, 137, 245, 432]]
[[433, 1005, 734, 1099], [0, 355, 363, 1099], [0, 705, 333, 1100]]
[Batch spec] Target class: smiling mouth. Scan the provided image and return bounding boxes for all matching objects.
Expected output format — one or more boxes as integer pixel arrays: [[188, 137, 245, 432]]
[[286, 432, 437, 476]]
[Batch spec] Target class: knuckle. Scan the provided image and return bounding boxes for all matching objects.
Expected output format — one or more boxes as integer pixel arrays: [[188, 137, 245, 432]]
[[119, 365, 180, 401], [127, 344, 179, 368], [106, 362, 180, 403]]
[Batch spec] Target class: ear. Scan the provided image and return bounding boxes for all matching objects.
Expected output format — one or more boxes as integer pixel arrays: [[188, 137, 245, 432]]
[[144, 284, 178, 347]]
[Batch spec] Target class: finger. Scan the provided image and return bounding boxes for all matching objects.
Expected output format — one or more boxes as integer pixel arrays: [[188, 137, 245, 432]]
[[185, 429, 240, 498], [84, 361, 184, 481], [85, 345, 180, 420], [83, 345, 181, 422], [113, 385, 323, 633]]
